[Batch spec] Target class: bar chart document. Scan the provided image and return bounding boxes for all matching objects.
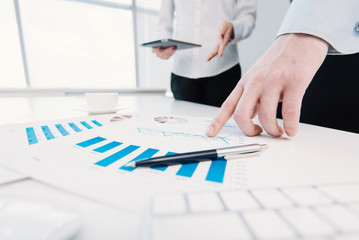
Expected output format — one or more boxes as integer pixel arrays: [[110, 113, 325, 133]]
[[0, 114, 119, 184], [0, 114, 117, 149], [0, 114, 249, 212]]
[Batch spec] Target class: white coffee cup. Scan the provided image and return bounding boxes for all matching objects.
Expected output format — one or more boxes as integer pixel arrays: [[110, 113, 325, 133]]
[[85, 92, 118, 113]]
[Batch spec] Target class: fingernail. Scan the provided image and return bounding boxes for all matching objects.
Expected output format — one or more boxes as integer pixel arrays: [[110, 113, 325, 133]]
[[206, 126, 214, 136]]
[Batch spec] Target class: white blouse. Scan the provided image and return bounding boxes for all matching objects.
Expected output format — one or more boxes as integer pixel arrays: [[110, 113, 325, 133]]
[[158, 0, 257, 79]]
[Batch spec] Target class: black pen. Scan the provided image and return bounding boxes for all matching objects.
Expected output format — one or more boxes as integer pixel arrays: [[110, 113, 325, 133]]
[[125, 144, 268, 168]]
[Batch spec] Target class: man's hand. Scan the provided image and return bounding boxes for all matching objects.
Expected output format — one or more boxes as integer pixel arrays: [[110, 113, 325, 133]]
[[206, 33, 329, 137], [207, 21, 234, 61], [152, 46, 177, 59]]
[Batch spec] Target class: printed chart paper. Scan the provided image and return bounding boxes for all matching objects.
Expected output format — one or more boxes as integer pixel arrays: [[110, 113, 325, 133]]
[[0, 114, 250, 212], [0, 114, 120, 184]]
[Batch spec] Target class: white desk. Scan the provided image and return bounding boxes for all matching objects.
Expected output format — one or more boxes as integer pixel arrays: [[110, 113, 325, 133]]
[[0, 94, 358, 240], [0, 94, 220, 240]]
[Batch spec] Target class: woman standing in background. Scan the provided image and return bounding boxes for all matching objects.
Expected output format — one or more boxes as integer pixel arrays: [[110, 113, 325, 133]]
[[153, 0, 257, 107]]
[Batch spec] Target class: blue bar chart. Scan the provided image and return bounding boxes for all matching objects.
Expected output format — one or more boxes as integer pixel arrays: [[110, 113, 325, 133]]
[[206, 159, 227, 183], [41, 126, 55, 140], [91, 120, 103, 127], [177, 162, 199, 178], [25, 120, 104, 146], [26, 127, 38, 145], [80, 121, 93, 129], [55, 124, 70, 136], [76, 136, 106, 147], [76, 136, 228, 183], [93, 141, 122, 153], [95, 145, 140, 167], [68, 123, 82, 132]]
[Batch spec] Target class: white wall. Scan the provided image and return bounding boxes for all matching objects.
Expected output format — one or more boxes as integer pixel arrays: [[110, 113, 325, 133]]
[[237, 0, 289, 74]]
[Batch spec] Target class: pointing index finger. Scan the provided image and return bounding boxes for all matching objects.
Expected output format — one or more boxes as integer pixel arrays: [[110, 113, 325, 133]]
[[206, 84, 244, 137]]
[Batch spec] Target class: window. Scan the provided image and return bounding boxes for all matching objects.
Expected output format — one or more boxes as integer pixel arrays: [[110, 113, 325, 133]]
[[1, 0, 170, 90], [20, 0, 136, 89], [0, 0, 26, 88]]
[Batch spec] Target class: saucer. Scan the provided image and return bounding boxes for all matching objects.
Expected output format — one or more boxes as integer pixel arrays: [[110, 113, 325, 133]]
[[75, 105, 129, 114]]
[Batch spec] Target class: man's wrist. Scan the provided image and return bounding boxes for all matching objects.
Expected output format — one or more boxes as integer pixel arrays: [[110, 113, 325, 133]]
[[277, 33, 329, 55]]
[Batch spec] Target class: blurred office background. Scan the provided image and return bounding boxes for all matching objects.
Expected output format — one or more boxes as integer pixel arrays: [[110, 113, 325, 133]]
[[0, 0, 288, 94]]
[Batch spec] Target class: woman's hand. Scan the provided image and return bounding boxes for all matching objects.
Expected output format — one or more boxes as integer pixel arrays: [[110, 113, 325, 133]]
[[207, 21, 234, 61], [152, 46, 177, 59]]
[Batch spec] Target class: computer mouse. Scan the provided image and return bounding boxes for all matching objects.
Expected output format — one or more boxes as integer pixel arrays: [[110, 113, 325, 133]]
[[0, 199, 82, 240]]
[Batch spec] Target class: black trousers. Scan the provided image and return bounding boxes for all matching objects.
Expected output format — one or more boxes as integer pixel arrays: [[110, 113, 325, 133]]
[[277, 53, 359, 133], [171, 64, 241, 107]]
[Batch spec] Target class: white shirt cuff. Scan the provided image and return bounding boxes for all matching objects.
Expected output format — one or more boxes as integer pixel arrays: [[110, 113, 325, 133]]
[[277, 0, 359, 55]]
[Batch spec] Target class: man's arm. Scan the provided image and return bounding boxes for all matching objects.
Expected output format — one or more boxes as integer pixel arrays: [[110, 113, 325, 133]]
[[206, 0, 359, 137]]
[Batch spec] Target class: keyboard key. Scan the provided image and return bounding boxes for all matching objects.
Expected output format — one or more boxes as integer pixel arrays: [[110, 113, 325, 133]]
[[282, 187, 332, 206], [152, 213, 251, 240], [243, 209, 296, 239], [220, 190, 260, 211], [152, 195, 187, 216], [251, 189, 293, 208], [318, 184, 359, 203], [280, 207, 335, 236], [187, 192, 224, 213], [315, 205, 359, 232]]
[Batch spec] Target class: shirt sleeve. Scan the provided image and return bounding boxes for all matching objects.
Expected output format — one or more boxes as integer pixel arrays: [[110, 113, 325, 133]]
[[277, 0, 359, 54], [157, 0, 175, 39], [231, 0, 257, 44]]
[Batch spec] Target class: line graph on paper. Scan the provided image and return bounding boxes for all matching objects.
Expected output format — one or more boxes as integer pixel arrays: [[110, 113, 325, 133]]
[[137, 128, 237, 145], [26, 115, 248, 188]]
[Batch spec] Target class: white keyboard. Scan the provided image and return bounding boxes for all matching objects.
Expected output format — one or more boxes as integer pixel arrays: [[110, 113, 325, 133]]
[[148, 182, 359, 240]]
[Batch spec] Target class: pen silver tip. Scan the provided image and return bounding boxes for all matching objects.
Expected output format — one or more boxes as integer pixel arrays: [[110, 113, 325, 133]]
[[126, 162, 136, 168], [260, 144, 268, 151]]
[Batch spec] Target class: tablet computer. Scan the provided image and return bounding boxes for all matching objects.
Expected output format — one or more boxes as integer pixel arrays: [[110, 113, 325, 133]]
[[141, 38, 201, 50]]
